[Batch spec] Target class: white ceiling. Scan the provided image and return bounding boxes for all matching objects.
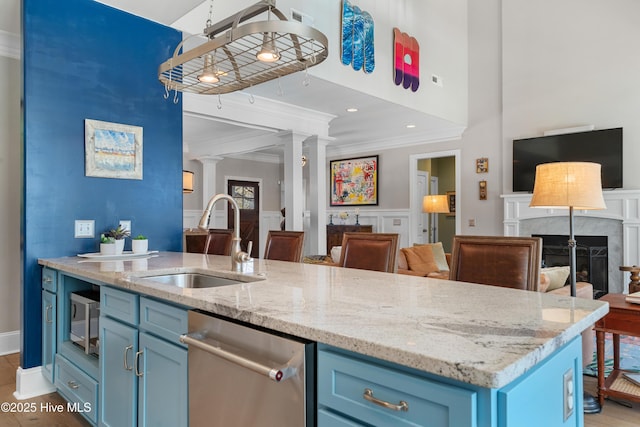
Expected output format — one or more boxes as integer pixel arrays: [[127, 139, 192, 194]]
[[49, 1, 463, 160]]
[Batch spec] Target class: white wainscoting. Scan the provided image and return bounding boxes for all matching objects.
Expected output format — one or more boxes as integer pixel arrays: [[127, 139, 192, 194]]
[[185, 209, 412, 257], [0, 330, 19, 356]]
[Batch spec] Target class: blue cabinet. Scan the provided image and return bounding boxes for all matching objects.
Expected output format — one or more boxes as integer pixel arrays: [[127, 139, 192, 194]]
[[318, 338, 584, 427], [42, 288, 56, 383], [100, 286, 188, 427]]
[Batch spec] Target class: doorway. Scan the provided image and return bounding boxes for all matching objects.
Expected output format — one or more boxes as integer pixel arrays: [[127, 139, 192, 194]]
[[410, 150, 461, 252], [227, 179, 260, 258]]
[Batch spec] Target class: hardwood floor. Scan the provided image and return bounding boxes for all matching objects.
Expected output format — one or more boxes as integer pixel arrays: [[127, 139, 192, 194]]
[[0, 353, 88, 426], [0, 353, 638, 426]]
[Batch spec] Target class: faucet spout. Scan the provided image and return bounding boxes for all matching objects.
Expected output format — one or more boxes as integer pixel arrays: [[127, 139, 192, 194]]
[[199, 193, 251, 272]]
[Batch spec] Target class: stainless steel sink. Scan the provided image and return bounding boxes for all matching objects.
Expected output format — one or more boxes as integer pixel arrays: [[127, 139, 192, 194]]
[[144, 273, 243, 289]]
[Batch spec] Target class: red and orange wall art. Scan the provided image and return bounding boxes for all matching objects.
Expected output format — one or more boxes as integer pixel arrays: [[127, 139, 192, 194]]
[[393, 28, 420, 92]]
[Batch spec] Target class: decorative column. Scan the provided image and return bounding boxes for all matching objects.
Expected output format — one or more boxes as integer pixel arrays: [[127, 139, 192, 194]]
[[306, 135, 329, 254], [279, 132, 306, 231], [197, 156, 223, 224]]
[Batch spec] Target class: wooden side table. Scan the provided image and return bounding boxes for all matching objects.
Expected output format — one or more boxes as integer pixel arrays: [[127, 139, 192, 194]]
[[595, 293, 640, 406]]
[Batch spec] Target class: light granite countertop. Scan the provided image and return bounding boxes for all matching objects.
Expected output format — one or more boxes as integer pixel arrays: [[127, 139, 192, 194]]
[[39, 251, 608, 389]]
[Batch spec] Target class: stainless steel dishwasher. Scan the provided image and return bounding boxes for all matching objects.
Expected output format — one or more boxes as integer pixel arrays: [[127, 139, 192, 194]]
[[181, 310, 315, 427]]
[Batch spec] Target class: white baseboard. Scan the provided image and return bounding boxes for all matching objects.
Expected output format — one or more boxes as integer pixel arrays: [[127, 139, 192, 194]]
[[13, 366, 56, 400], [0, 330, 20, 356]]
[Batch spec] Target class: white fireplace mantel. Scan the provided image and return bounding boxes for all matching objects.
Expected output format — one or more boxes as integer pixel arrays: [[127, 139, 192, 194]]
[[502, 189, 640, 293]]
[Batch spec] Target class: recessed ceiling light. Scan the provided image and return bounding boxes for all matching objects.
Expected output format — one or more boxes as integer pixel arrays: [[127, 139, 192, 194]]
[[346, 107, 358, 113], [406, 124, 416, 129]]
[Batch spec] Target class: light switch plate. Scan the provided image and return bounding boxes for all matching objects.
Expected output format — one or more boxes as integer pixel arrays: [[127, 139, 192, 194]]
[[119, 220, 132, 235], [75, 220, 95, 238]]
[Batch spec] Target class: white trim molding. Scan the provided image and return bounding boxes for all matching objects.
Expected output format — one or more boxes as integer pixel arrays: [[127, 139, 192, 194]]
[[0, 330, 19, 356], [0, 30, 20, 59], [14, 366, 56, 400]]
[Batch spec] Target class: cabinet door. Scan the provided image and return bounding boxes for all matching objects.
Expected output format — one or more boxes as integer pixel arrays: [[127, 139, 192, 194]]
[[138, 332, 188, 427], [100, 316, 138, 427], [42, 290, 56, 383]]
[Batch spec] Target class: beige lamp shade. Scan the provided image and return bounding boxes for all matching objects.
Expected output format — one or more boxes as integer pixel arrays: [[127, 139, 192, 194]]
[[183, 170, 194, 193], [529, 162, 606, 210], [423, 195, 450, 213]]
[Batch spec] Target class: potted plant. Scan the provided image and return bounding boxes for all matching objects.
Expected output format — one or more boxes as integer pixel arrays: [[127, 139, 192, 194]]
[[105, 225, 130, 255], [99, 234, 116, 255], [131, 234, 148, 254]]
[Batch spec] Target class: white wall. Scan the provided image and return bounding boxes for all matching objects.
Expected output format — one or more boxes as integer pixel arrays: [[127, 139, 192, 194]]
[[174, 0, 469, 127], [0, 53, 21, 338], [501, 0, 640, 193]]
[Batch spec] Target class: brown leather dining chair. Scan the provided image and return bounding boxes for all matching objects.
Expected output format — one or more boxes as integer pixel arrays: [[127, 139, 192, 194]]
[[338, 232, 399, 273], [449, 235, 542, 291], [263, 231, 305, 262], [184, 229, 234, 256]]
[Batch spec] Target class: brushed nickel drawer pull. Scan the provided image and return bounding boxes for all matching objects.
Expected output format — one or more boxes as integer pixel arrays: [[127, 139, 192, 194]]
[[45, 305, 53, 323], [67, 380, 80, 390], [363, 388, 409, 412], [43, 277, 53, 283], [123, 345, 133, 371], [134, 350, 144, 377]]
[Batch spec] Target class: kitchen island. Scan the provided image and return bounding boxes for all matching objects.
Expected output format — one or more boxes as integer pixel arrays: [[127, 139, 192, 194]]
[[39, 252, 608, 426]]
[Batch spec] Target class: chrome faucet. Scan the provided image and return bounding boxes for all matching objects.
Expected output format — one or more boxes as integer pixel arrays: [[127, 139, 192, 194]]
[[199, 193, 252, 272]]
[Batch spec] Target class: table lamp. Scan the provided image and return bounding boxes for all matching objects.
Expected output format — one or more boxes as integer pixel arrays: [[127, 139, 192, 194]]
[[423, 195, 450, 243], [529, 161, 606, 414]]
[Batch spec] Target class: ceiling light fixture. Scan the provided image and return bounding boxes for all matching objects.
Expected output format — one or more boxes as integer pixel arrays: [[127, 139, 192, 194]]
[[159, 0, 328, 97], [406, 124, 416, 129], [346, 107, 359, 113]]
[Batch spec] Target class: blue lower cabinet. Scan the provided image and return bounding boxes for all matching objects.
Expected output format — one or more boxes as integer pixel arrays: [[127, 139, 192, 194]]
[[100, 286, 188, 427], [99, 316, 138, 427], [137, 332, 188, 427], [55, 354, 99, 425], [42, 289, 56, 384], [318, 349, 476, 427]]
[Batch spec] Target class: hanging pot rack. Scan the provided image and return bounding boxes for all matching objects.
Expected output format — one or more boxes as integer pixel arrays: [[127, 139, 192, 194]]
[[158, 0, 329, 97]]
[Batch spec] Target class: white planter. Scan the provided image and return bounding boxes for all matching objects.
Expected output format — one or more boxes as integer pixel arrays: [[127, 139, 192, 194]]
[[114, 239, 125, 255], [100, 243, 116, 255], [131, 239, 148, 254]]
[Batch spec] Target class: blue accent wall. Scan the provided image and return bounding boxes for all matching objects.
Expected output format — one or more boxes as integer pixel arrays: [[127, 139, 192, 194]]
[[22, 0, 183, 368]]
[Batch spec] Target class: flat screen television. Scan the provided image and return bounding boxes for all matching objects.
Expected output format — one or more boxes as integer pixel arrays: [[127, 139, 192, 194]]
[[512, 127, 623, 192]]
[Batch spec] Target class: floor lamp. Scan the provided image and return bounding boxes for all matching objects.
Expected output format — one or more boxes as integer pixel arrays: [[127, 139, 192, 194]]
[[423, 195, 450, 243], [529, 161, 606, 414]]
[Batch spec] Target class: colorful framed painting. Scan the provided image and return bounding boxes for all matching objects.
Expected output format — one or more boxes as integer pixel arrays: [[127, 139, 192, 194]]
[[85, 119, 143, 180], [330, 155, 378, 206]]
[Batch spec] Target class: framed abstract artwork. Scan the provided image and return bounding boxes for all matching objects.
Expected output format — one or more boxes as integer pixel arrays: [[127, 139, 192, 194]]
[[446, 191, 456, 216], [330, 155, 378, 206], [85, 119, 143, 180]]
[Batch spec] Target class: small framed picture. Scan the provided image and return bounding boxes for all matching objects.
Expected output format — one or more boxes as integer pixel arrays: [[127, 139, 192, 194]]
[[446, 191, 456, 216], [476, 157, 488, 173], [85, 119, 143, 180]]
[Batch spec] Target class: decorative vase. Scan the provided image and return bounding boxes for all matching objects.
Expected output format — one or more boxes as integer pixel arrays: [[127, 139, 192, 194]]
[[100, 243, 116, 255], [132, 239, 148, 254], [114, 239, 125, 255]]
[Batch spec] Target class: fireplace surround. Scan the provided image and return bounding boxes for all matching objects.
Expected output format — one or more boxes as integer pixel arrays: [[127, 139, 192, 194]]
[[503, 189, 640, 294]]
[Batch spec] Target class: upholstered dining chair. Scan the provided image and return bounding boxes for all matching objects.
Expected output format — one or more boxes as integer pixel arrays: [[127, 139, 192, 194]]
[[338, 232, 399, 273], [184, 229, 234, 256], [263, 230, 305, 262], [449, 235, 542, 291]]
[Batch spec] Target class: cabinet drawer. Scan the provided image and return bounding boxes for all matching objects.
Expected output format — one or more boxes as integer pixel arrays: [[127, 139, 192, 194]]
[[42, 267, 57, 292], [318, 349, 477, 427], [101, 286, 139, 325], [139, 297, 188, 346], [55, 354, 98, 425], [318, 408, 364, 426]]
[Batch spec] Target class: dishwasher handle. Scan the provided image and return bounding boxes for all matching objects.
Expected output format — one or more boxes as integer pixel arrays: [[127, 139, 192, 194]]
[[180, 333, 296, 383]]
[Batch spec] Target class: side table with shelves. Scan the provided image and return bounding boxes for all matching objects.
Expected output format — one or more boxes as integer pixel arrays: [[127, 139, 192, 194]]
[[595, 293, 640, 406], [326, 224, 372, 254]]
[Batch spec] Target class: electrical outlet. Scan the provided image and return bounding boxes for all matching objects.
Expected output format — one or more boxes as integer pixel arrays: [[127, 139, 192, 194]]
[[563, 368, 574, 421], [75, 220, 95, 238], [468, 219, 476, 227], [119, 220, 132, 235]]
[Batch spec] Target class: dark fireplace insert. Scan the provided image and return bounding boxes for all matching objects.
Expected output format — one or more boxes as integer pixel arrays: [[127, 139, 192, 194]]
[[533, 234, 608, 299]]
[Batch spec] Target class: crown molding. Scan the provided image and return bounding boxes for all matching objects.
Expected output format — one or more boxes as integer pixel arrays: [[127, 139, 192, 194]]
[[0, 30, 20, 59]]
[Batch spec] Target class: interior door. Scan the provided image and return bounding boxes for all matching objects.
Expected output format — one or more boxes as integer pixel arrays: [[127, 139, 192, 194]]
[[415, 171, 429, 244], [227, 180, 260, 258]]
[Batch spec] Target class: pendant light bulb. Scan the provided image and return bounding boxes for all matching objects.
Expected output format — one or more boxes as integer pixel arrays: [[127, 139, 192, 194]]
[[198, 53, 220, 83], [256, 33, 280, 63]]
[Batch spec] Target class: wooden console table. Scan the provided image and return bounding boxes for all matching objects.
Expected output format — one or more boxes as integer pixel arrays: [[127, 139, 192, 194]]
[[326, 224, 372, 254], [595, 293, 640, 406]]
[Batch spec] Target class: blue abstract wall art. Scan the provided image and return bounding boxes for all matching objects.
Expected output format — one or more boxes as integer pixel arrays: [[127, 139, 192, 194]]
[[341, 0, 375, 73]]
